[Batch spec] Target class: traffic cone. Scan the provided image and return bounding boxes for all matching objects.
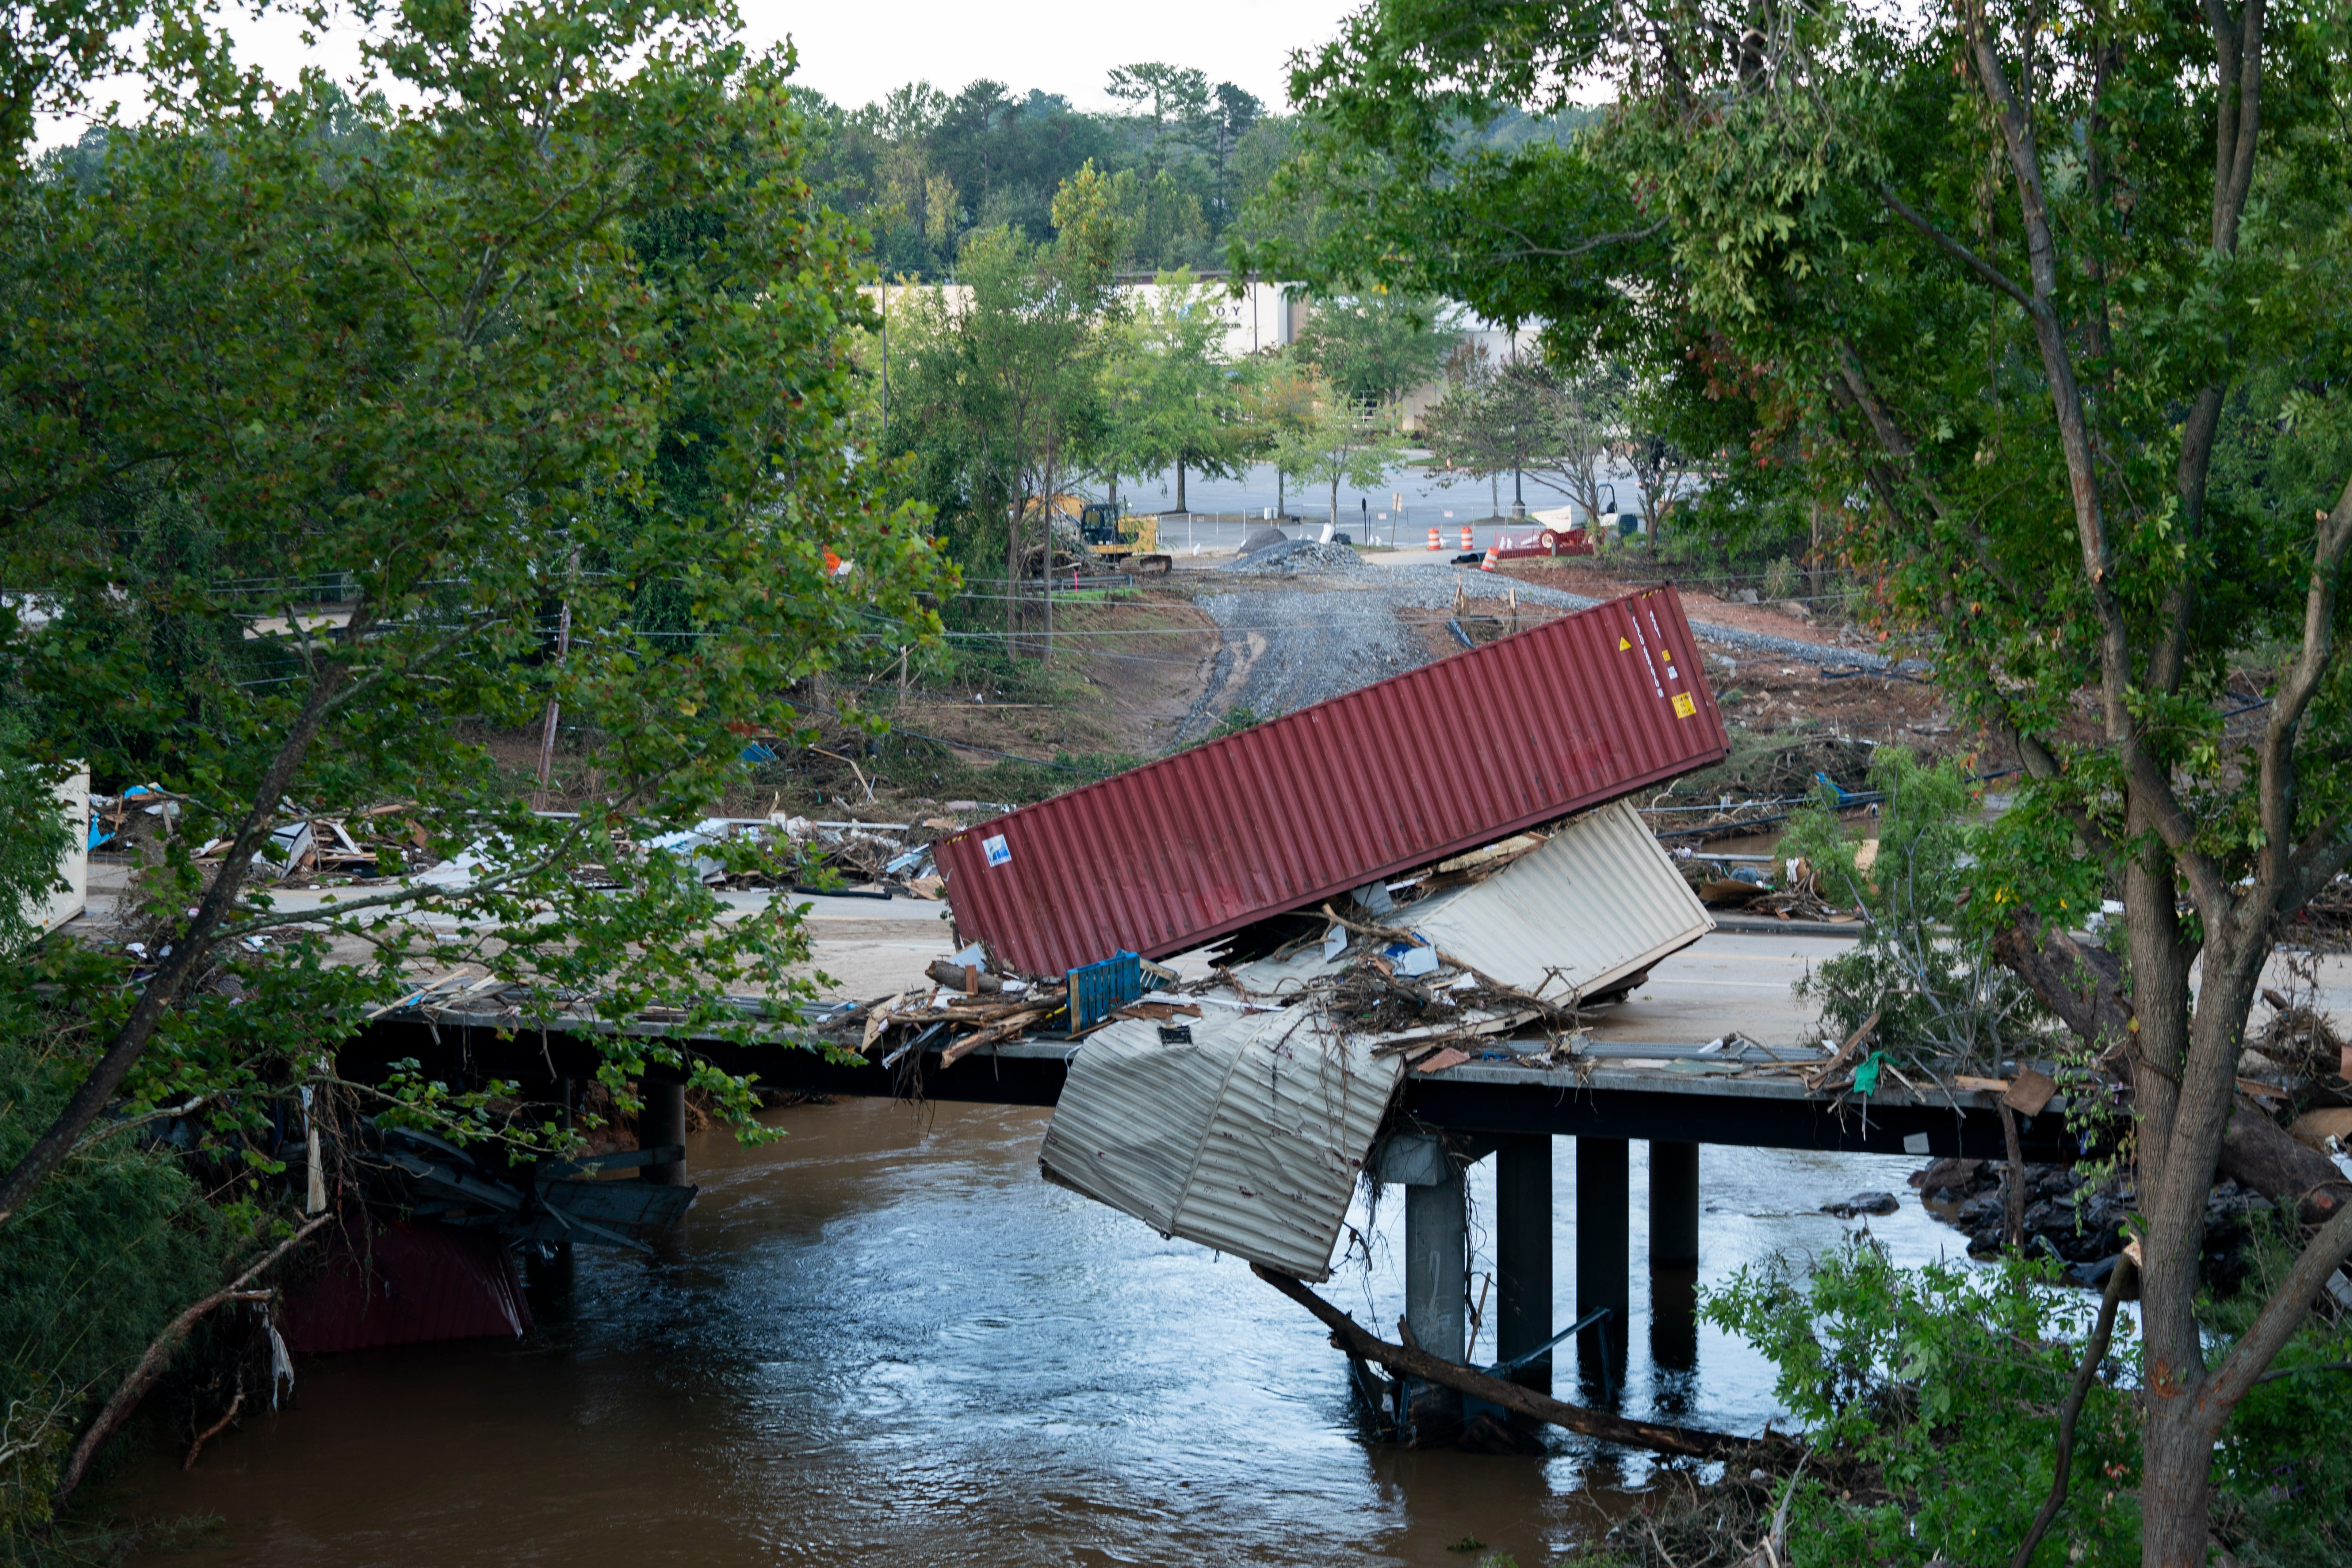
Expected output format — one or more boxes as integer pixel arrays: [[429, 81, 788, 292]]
[[1481, 545, 1499, 572], [1459, 525, 1473, 551], [1427, 527, 1441, 551]]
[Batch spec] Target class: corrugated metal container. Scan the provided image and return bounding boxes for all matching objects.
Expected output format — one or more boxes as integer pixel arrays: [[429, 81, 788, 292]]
[[1406, 799, 1714, 1002], [1039, 1005, 1401, 1280], [279, 1216, 533, 1353], [939, 586, 1728, 977]]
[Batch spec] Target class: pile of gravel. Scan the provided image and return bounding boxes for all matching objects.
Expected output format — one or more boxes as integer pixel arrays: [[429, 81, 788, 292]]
[[1220, 539, 1365, 575]]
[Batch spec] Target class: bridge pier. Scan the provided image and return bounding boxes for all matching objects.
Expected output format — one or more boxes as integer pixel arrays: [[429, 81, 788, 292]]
[[1378, 1135, 1467, 1443], [1576, 1135, 1630, 1391], [1649, 1139, 1700, 1266], [1650, 1140, 1701, 1372], [640, 1078, 689, 1186], [1494, 1133, 1552, 1394]]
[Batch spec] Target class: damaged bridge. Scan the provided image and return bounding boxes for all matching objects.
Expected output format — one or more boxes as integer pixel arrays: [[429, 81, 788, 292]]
[[344, 586, 2087, 1450]]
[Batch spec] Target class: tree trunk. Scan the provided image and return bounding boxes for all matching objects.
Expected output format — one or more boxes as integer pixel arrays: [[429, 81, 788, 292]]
[[2220, 1099, 2352, 1223], [1004, 497, 1021, 643], [2140, 1398, 2221, 1568], [1329, 474, 1339, 527], [1249, 1263, 1757, 1459], [1174, 461, 1187, 513]]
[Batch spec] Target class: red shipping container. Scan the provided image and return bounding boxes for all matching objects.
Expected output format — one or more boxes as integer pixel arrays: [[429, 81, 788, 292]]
[[936, 585, 1729, 977]]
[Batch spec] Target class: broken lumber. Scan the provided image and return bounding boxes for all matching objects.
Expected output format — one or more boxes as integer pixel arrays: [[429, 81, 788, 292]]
[[939, 1002, 1060, 1065], [1250, 1263, 1761, 1460]]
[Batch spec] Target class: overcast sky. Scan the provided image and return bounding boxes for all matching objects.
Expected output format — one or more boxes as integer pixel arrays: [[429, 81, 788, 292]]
[[151, 0, 1365, 126], [754, 0, 1361, 112]]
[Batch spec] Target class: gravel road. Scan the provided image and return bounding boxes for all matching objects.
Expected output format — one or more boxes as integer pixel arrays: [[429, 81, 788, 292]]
[[1172, 559, 1920, 744]]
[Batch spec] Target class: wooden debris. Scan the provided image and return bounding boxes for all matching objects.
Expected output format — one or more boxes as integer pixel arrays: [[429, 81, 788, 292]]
[[1801, 1009, 1880, 1090], [940, 1004, 1059, 1065], [2001, 1067, 2059, 1116], [1250, 1264, 1763, 1460]]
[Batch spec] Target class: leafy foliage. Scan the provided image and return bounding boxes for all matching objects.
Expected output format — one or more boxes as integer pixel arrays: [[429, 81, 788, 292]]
[[0, 966, 241, 1538], [0, 0, 950, 1210], [1707, 1240, 2143, 1568], [1784, 751, 2044, 1074]]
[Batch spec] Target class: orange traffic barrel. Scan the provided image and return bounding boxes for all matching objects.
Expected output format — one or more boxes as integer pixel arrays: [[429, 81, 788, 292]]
[[1427, 528, 1441, 551], [1481, 546, 1499, 572], [1459, 525, 1473, 551]]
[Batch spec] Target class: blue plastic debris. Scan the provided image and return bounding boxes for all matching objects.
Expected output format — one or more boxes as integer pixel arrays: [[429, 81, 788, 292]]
[[1066, 951, 1143, 1033]]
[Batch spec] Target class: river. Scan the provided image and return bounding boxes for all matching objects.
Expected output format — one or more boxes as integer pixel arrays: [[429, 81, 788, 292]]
[[118, 1098, 1962, 1567]]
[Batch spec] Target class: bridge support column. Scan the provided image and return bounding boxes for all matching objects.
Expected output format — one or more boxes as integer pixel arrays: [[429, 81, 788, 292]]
[[1494, 1134, 1552, 1393], [1649, 1139, 1701, 1373], [640, 1079, 689, 1186], [1576, 1136, 1629, 1391], [1649, 1140, 1699, 1267], [1380, 1134, 1466, 1444]]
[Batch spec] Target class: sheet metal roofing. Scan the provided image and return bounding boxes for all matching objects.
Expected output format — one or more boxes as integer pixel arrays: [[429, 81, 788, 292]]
[[1405, 800, 1714, 1003], [1039, 1005, 1400, 1281], [937, 584, 1730, 977]]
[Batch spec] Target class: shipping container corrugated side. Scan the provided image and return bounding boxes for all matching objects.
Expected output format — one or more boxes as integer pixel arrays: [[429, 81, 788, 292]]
[[937, 585, 1730, 978]]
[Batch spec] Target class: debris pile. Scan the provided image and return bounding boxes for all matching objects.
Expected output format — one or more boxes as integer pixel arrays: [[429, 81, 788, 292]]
[[159, 807, 967, 898], [1913, 1157, 2284, 1293], [1679, 852, 1859, 921], [834, 799, 1715, 1278]]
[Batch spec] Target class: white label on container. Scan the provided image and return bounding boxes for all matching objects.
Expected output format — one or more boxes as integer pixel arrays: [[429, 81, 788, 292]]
[[982, 834, 1011, 867]]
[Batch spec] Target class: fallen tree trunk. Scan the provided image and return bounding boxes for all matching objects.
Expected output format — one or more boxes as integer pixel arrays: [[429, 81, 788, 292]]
[[1990, 912, 2132, 1059], [2222, 1098, 2352, 1225], [925, 959, 1002, 994], [1993, 914, 2352, 1222], [53, 1211, 333, 1508], [1250, 1263, 1764, 1460]]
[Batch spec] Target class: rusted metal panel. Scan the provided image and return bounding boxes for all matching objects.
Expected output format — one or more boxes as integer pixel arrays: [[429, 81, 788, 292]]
[[937, 585, 1728, 977]]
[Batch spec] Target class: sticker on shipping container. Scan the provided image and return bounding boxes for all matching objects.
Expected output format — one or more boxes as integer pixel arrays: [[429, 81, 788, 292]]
[[982, 834, 1011, 867], [1672, 692, 1698, 719]]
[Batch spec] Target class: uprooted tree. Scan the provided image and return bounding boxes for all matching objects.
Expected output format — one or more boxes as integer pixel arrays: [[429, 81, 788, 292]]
[[1256, 0, 2352, 1562]]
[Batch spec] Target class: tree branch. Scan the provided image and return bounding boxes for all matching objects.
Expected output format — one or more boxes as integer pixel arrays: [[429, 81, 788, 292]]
[[2007, 1252, 2136, 1568], [51, 1211, 334, 1507], [1876, 184, 2033, 310], [2253, 474, 2352, 915], [0, 663, 346, 1229], [2208, 1199, 2352, 1410], [1250, 1262, 1759, 1458]]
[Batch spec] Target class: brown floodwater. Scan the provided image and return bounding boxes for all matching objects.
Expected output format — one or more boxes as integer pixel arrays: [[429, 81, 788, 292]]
[[114, 1098, 1963, 1567]]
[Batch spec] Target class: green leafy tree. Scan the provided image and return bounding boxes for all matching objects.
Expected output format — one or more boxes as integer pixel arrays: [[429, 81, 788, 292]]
[[1263, 350, 1407, 527], [1105, 61, 1210, 180], [888, 169, 1117, 628], [1270, 1, 2352, 1559], [0, 0, 946, 1239], [1293, 288, 1459, 409], [1420, 344, 1624, 520], [1098, 269, 1244, 513]]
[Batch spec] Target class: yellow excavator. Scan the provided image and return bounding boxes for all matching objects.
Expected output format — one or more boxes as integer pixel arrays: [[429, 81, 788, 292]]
[[1076, 502, 1163, 568], [1026, 494, 1169, 574]]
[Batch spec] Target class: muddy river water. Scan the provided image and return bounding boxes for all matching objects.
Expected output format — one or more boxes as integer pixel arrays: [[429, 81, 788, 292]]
[[118, 1098, 1965, 1567]]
